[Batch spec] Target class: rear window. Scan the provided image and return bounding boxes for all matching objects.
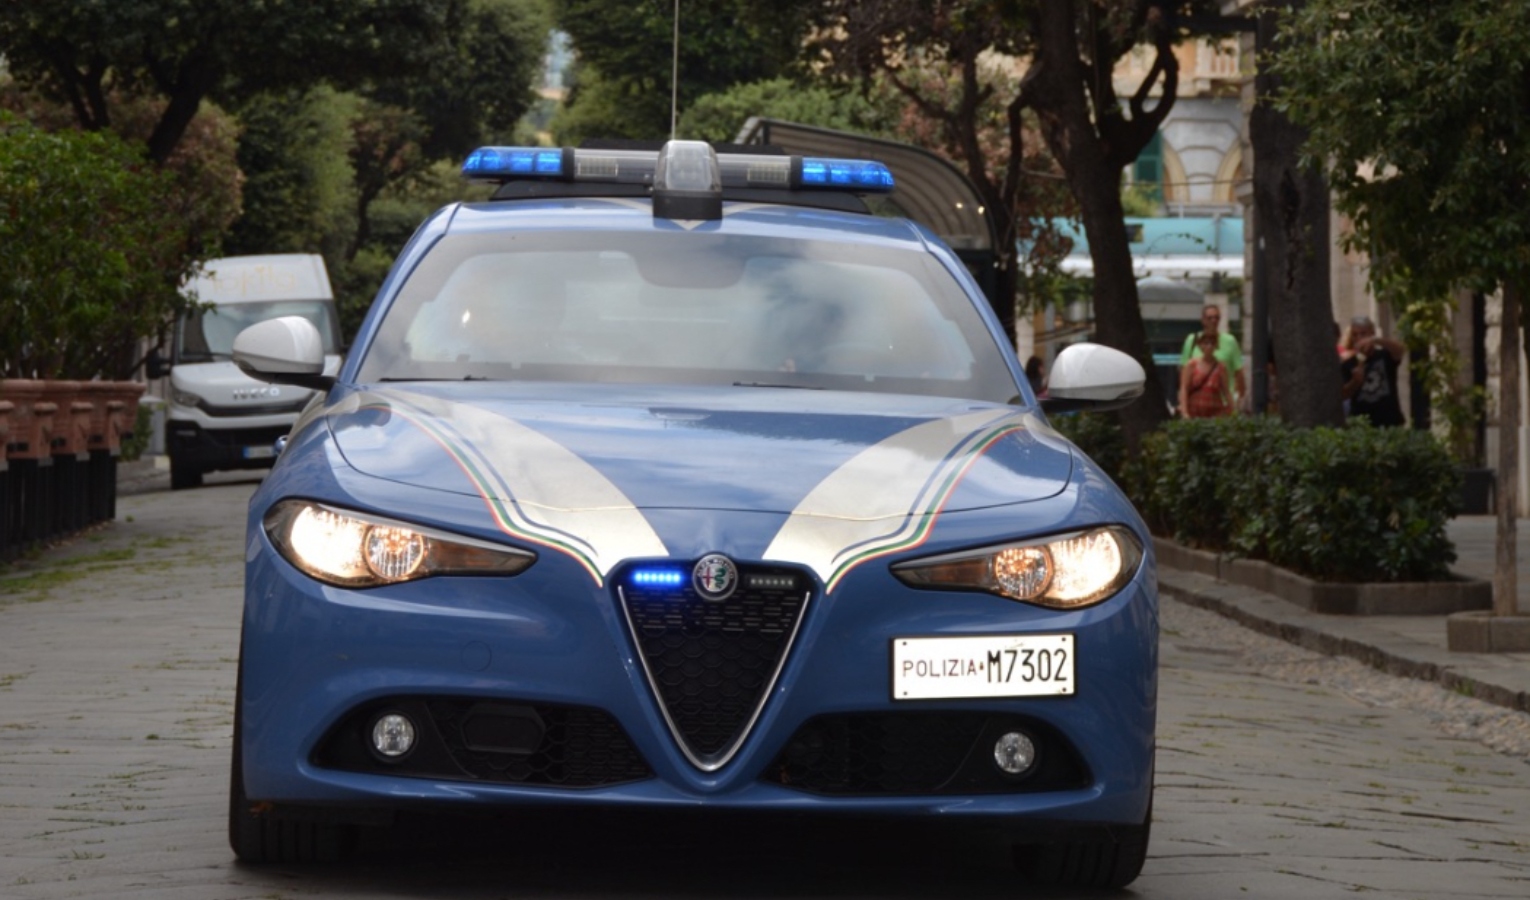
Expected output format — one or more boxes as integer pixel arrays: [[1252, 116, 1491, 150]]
[[356, 230, 1019, 403]]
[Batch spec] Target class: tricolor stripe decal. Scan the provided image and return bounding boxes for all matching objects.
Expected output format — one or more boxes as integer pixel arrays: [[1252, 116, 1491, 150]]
[[337, 391, 1032, 592], [364, 389, 668, 586], [763, 409, 1027, 591]]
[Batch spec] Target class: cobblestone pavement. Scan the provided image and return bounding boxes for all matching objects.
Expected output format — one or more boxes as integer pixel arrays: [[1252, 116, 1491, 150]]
[[1, 481, 1528, 899]]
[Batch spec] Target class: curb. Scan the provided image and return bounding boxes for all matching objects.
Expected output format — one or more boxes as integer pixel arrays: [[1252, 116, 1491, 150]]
[[1160, 566, 1530, 715]]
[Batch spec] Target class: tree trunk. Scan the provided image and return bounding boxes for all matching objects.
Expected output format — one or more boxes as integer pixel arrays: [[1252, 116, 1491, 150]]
[[145, 54, 218, 165], [1249, 3, 1343, 428], [1026, 1, 1168, 450], [1496, 281, 1521, 617]]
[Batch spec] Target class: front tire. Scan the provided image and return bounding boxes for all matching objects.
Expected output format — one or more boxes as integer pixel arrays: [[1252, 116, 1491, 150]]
[[170, 459, 203, 490], [229, 656, 355, 863], [1014, 799, 1152, 890]]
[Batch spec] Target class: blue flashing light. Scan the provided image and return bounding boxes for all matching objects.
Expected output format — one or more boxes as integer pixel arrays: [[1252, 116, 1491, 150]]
[[630, 567, 686, 589], [462, 147, 567, 181], [798, 158, 896, 192], [462, 142, 896, 196]]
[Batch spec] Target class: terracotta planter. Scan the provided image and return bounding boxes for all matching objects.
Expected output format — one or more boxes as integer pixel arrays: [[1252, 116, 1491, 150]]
[[0, 399, 11, 472], [0, 399, 10, 556], [81, 381, 144, 454], [0, 380, 57, 461], [41, 380, 92, 459]]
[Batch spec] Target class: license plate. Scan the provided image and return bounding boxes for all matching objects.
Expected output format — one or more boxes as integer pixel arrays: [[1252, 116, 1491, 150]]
[[242, 445, 275, 460], [892, 634, 1074, 699]]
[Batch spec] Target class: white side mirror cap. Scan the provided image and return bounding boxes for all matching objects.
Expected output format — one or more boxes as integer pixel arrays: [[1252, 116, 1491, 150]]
[[1042, 342, 1146, 411], [233, 316, 332, 388]]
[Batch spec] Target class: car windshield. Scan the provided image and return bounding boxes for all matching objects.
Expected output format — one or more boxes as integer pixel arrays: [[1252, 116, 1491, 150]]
[[358, 230, 1020, 403], [177, 300, 340, 362]]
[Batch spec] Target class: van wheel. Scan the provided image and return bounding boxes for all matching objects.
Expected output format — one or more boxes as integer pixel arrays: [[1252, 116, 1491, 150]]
[[1013, 799, 1152, 890], [170, 461, 203, 490], [229, 657, 355, 863]]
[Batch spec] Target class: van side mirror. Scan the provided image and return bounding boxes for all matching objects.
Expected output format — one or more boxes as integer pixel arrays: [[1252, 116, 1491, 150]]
[[1039, 343, 1146, 414], [145, 349, 170, 379], [233, 316, 336, 391]]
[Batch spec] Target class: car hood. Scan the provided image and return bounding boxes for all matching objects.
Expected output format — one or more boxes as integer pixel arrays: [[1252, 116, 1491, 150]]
[[327, 383, 1073, 518], [323, 383, 1077, 587]]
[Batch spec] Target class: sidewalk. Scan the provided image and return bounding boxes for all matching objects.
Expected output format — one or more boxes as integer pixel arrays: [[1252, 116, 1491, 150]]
[[1159, 516, 1530, 715], [116, 454, 170, 496], [112, 456, 1530, 714]]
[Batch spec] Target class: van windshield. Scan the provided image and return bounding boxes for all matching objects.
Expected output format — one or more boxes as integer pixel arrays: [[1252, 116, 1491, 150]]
[[177, 300, 340, 362]]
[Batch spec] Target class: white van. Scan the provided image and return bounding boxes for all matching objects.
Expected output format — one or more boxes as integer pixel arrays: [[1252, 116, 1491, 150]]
[[153, 254, 341, 489]]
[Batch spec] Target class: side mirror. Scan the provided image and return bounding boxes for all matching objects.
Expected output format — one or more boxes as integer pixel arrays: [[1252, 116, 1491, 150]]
[[233, 316, 336, 391], [1040, 343, 1145, 414], [145, 348, 170, 379]]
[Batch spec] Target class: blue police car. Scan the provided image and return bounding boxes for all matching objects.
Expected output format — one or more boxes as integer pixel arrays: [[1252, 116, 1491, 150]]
[[229, 139, 1157, 888]]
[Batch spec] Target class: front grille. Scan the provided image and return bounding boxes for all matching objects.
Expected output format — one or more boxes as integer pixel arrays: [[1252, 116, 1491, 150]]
[[200, 398, 310, 417], [764, 712, 1091, 795], [312, 696, 652, 788], [618, 561, 810, 768]]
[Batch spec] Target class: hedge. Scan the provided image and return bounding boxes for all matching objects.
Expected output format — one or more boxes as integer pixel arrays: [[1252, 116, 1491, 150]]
[[1055, 413, 1459, 583]]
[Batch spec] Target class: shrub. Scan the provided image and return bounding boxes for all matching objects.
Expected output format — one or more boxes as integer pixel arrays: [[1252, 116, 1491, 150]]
[[1122, 417, 1458, 583], [0, 113, 200, 379]]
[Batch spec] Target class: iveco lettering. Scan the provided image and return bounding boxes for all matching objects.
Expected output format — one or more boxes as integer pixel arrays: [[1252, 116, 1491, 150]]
[[228, 139, 1158, 889]]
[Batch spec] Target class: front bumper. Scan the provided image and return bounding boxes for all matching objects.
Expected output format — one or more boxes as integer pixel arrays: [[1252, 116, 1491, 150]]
[[166, 419, 289, 472], [238, 527, 1157, 830]]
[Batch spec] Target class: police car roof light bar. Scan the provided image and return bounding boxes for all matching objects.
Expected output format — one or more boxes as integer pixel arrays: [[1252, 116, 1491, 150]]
[[462, 141, 896, 195]]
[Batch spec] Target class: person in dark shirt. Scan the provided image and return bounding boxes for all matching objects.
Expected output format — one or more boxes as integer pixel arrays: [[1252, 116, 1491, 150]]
[[1340, 315, 1406, 427]]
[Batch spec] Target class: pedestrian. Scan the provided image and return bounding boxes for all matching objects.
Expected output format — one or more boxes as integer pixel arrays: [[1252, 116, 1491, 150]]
[[1179, 304, 1244, 411], [1178, 331, 1234, 418], [1025, 355, 1047, 398], [1340, 315, 1407, 427]]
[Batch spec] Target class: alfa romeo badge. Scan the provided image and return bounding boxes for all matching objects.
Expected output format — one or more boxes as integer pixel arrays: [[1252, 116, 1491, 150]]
[[693, 553, 738, 602]]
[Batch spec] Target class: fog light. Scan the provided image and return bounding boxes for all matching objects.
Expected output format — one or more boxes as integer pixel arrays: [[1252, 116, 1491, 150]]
[[993, 731, 1036, 775], [371, 713, 416, 759]]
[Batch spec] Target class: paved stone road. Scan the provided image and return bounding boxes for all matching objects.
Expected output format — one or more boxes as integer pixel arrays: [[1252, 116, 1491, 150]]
[[2, 481, 1528, 899]]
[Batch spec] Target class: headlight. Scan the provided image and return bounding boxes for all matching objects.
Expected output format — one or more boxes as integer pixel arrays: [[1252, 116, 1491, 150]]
[[891, 526, 1143, 609], [264, 500, 535, 588]]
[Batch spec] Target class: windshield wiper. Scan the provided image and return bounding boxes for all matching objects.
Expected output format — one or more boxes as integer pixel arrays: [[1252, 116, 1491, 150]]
[[377, 376, 497, 382], [732, 381, 824, 390]]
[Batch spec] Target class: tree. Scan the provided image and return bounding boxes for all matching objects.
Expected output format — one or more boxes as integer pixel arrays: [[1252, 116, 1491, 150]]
[[551, 0, 807, 143], [1274, 0, 1530, 618], [223, 1, 548, 336], [799, 3, 1061, 343], [679, 77, 896, 144], [0, 114, 203, 380], [803, 1, 1222, 448], [0, 80, 244, 268], [0, 0, 470, 164], [1249, 2, 1342, 429], [222, 88, 360, 262]]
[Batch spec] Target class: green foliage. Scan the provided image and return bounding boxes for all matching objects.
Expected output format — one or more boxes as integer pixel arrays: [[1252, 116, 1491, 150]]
[[1127, 418, 1459, 583], [1274, 0, 1530, 297], [120, 403, 155, 463], [552, 0, 808, 141], [679, 78, 895, 144], [0, 0, 483, 162], [225, 88, 359, 261], [1395, 290, 1487, 466], [223, 1, 548, 342], [1119, 181, 1162, 218], [0, 114, 200, 379], [331, 159, 487, 338], [1051, 411, 1128, 492]]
